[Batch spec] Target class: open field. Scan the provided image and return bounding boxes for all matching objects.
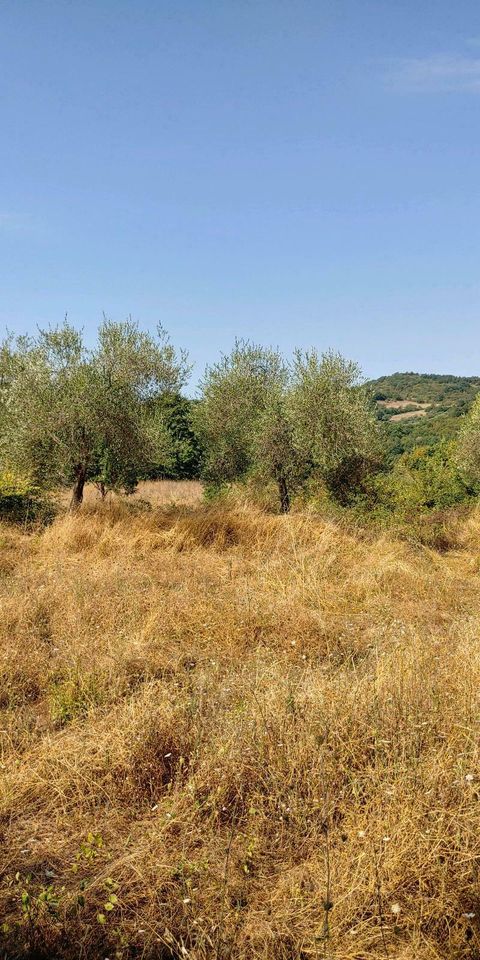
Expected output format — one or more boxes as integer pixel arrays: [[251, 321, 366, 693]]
[[57, 479, 204, 510], [389, 409, 427, 422], [2, 483, 480, 958], [377, 400, 431, 411]]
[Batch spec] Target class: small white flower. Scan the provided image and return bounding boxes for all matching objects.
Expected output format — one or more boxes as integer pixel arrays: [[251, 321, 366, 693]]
[[465, 774, 474, 783], [182, 897, 191, 904], [383, 836, 391, 842], [391, 903, 401, 916], [463, 912, 476, 919], [357, 830, 366, 839], [290, 640, 296, 647]]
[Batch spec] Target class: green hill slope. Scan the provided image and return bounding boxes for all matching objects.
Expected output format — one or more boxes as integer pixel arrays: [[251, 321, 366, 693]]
[[367, 373, 480, 459]]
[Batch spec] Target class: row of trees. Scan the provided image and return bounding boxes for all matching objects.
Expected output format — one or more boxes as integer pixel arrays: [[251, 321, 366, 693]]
[[2, 318, 480, 514]]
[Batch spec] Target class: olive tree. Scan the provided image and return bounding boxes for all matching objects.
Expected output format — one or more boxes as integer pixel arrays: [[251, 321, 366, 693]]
[[194, 341, 298, 511], [290, 349, 381, 503], [0, 336, 20, 433], [456, 393, 480, 488], [195, 342, 381, 511], [0, 318, 189, 508]]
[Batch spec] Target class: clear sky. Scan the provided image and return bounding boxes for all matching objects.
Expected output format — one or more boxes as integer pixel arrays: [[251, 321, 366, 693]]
[[1, 0, 480, 387]]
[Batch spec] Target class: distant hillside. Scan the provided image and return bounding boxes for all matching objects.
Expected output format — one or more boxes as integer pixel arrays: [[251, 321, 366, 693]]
[[367, 372, 480, 459]]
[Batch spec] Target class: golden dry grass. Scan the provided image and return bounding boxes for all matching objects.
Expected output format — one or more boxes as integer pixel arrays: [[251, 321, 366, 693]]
[[377, 400, 431, 411], [2, 483, 480, 958], [57, 479, 204, 509], [389, 410, 427, 422]]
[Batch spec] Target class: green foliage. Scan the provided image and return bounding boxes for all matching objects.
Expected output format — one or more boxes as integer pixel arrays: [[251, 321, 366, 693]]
[[73, 832, 104, 872], [384, 414, 461, 460], [0, 835, 127, 958], [13, 872, 62, 926], [367, 372, 480, 461], [146, 393, 201, 480], [195, 339, 289, 482], [0, 318, 189, 506], [48, 672, 106, 726], [455, 393, 480, 493], [375, 442, 474, 514], [90, 446, 139, 498], [290, 349, 382, 504], [0, 469, 54, 524], [4, 318, 479, 526], [195, 340, 298, 510], [339, 441, 475, 551], [369, 372, 480, 405], [195, 342, 381, 511]]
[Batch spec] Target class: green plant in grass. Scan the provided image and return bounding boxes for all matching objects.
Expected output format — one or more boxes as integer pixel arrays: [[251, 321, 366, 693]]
[[48, 672, 106, 726], [0, 468, 54, 524]]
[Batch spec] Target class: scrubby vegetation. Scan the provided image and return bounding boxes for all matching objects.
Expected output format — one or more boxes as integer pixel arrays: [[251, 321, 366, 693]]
[[2, 320, 480, 523], [2, 489, 480, 958], [368, 372, 480, 460], [370, 372, 480, 406], [0, 470, 54, 526]]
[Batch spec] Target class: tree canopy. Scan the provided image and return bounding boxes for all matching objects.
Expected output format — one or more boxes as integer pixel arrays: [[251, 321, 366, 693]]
[[195, 342, 381, 511], [0, 318, 189, 507], [456, 393, 480, 489]]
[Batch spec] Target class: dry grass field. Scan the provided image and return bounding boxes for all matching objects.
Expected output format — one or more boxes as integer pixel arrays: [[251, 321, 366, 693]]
[[389, 410, 427, 422], [57, 479, 204, 510], [2, 482, 480, 958]]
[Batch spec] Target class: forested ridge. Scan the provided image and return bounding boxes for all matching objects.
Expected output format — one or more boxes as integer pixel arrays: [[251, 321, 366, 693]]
[[368, 372, 480, 459]]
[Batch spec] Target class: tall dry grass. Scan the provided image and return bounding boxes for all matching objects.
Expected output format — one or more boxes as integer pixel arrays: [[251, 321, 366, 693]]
[[1, 483, 480, 958], [57, 478, 204, 509]]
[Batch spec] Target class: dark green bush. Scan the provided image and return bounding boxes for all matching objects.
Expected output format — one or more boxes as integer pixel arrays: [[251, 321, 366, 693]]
[[0, 470, 55, 524]]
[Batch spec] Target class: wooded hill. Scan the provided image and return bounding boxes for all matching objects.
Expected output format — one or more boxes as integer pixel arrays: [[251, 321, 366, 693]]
[[368, 372, 480, 459]]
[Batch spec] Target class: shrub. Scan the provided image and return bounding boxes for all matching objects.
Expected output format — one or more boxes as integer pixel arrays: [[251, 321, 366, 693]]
[[0, 470, 54, 524], [374, 443, 473, 515]]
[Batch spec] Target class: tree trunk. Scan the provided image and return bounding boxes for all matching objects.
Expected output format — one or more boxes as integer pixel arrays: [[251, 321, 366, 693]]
[[278, 474, 290, 514], [70, 464, 87, 511]]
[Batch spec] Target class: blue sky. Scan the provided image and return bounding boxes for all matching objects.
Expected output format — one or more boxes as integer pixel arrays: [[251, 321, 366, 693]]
[[1, 0, 480, 387]]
